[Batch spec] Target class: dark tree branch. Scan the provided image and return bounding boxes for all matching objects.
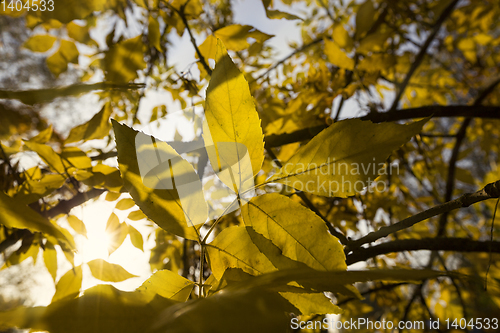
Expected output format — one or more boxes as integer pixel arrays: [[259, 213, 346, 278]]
[[40, 188, 106, 219], [346, 180, 500, 251], [388, 0, 459, 111], [265, 105, 500, 148], [437, 77, 500, 236], [0, 82, 145, 105], [346, 238, 500, 265], [169, 3, 212, 77]]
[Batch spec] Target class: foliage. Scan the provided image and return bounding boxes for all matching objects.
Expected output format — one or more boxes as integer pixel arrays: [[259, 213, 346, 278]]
[[1, 0, 500, 332]]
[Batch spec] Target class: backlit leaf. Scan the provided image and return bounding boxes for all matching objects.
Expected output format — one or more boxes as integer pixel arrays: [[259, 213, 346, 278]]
[[29, 125, 53, 143], [23, 140, 65, 174], [67, 215, 87, 237], [0, 190, 73, 249], [65, 103, 113, 144], [214, 25, 273, 52], [138, 269, 194, 302], [43, 241, 58, 282], [23, 34, 57, 52], [87, 259, 138, 282], [115, 198, 135, 210], [52, 265, 83, 302], [105, 212, 128, 254], [242, 193, 346, 271], [112, 120, 203, 240], [267, 118, 427, 197], [206, 226, 308, 280], [203, 40, 264, 193], [128, 225, 144, 251]]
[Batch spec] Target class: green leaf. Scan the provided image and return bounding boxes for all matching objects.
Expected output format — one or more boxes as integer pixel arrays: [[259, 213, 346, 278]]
[[43, 241, 58, 282], [128, 225, 143, 251], [23, 34, 57, 52], [138, 269, 194, 302], [87, 259, 138, 282], [65, 103, 113, 144], [324, 38, 355, 70], [52, 265, 83, 302], [206, 226, 308, 280], [203, 39, 264, 192], [115, 198, 135, 210], [242, 193, 346, 271], [0, 190, 74, 249], [67, 215, 87, 237], [104, 36, 146, 83], [267, 118, 427, 197], [112, 120, 203, 240]]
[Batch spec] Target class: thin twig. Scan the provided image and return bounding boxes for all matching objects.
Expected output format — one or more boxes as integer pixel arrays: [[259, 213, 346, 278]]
[[346, 180, 500, 251]]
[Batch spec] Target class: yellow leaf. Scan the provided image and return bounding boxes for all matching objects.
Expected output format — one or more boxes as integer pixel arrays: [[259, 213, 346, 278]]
[[324, 39, 355, 70], [23, 35, 57, 52], [67, 21, 92, 44], [87, 259, 138, 282], [127, 209, 147, 221], [105, 212, 128, 254], [115, 198, 135, 210], [43, 241, 58, 282], [23, 140, 65, 174], [128, 225, 144, 251], [197, 34, 217, 77], [29, 125, 53, 143], [112, 120, 203, 240], [0, 190, 73, 249], [242, 193, 346, 271], [52, 266, 83, 302], [214, 24, 273, 51], [60, 147, 92, 170], [206, 226, 307, 280], [67, 215, 87, 237], [355, 0, 376, 40], [104, 35, 146, 83], [267, 118, 427, 197], [148, 16, 162, 51], [280, 292, 342, 315], [65, 103, 112, 144], [138, 269, 194, 301], [47, 40, 79, 77], [203, 39, 264, 193], [105, 191, 121, 201], [332, 24, 352, 50]]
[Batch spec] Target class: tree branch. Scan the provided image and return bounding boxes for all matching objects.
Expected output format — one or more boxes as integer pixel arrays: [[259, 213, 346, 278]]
[[265, 105, 500, 147], [40, 188, 106, 219], [346, 180, 500, 251], [388, 0, 459, 111], [346, 238, 500, 265]]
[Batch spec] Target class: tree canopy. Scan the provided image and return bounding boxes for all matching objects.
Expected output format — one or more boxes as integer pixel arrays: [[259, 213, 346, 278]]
[[1, 0, 500, 332]]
